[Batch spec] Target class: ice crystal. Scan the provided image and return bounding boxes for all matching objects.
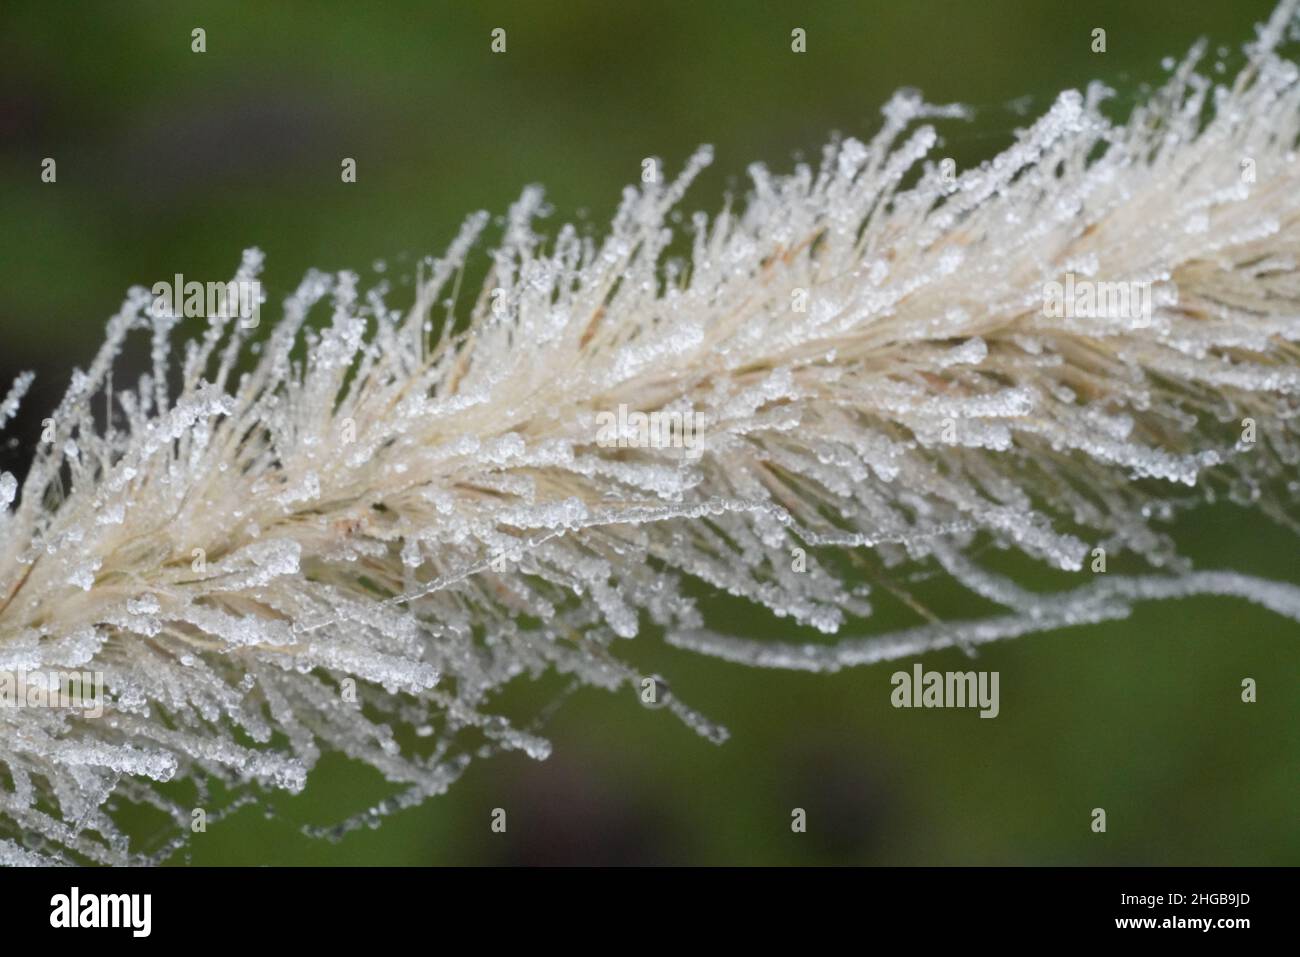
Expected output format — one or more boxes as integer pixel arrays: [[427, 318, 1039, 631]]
[[3, 3, 1300, 863]]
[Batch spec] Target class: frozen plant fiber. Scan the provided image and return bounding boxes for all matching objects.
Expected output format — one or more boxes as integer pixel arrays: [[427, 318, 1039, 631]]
[[3, 3, 1300, 864]]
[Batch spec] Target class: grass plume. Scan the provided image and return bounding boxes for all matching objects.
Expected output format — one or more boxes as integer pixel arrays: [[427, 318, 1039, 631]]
[[3, 1, 1300, 864]]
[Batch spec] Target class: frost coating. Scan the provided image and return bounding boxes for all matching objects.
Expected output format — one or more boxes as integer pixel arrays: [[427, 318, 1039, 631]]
[[3, 2, 1300, 863]]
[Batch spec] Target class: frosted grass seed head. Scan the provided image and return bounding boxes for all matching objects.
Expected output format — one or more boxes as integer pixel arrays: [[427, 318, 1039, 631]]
[[3, 2, 1300, 864]]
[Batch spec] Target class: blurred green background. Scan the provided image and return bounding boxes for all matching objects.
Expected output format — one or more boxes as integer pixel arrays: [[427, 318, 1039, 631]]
[[0, 0, 1295, 865]]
